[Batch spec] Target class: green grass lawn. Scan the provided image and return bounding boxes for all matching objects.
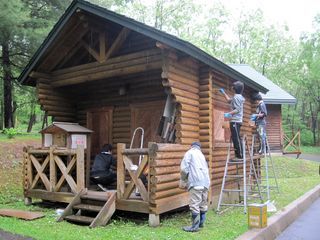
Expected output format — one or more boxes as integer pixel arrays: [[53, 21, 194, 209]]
[[0, 155, 319, 240], [0, 133, 41, 142], [300, 146, 320, 154]]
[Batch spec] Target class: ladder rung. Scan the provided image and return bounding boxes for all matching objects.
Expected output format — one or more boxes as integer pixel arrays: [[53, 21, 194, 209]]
[[226, 175, 243, 178], [223, 189, 243, 192], [220, 203, 244, 207], [228, 161, 244, 164]]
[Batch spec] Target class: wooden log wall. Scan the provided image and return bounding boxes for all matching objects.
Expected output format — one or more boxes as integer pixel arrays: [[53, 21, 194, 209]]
[[149, 143, 189, 214], [211, 69, 255, 193], [36, 78, 76, 122], [266, 104, 282, 151], [198, 65, 213, 203], [161, 52, 200, 145]]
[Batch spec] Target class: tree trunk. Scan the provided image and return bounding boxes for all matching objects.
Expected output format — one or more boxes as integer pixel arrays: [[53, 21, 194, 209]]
[[27, 103, 36, 133], [309, 102, 317, 146], [0, 100, 3, 130], [1, 41, 14, 128]]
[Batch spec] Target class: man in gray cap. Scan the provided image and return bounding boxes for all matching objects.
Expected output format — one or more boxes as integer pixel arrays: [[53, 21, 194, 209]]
[[180, 141, 210, 232]]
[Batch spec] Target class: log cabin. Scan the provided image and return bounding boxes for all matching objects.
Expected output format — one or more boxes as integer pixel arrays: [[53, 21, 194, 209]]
[[229, 64, 296, 152], [18, 0, 270, 227]]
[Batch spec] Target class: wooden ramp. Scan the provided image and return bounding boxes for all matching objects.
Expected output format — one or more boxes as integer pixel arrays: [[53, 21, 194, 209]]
[[57, 189, 116, 228]]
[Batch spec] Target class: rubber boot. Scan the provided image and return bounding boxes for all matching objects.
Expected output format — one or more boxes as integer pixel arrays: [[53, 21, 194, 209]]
[[199, 211, 206, 228], [182, 212, 200, 232]]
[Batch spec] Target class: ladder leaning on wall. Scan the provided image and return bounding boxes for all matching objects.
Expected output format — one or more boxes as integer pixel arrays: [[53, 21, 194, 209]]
[[217, 134, 263, 214]]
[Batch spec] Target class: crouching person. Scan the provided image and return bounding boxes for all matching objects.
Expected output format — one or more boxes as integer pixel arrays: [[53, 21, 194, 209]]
[[180, 142, 210, 232]]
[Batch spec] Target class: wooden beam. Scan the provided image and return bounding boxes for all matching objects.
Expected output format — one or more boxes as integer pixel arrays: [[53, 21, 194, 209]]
[[81, 40, 100, 62], [52, 59, 162, 87], [105, 27, 131, 60], [99, 32, 106, 63], [25, 189, 74, 203], [30, 155, 50, 191], [46, 25, 89, 71], [29, 71, 52, 80]]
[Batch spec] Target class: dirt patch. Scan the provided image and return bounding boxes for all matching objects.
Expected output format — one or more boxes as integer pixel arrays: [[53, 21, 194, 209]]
[[0, 138, 41, 204]]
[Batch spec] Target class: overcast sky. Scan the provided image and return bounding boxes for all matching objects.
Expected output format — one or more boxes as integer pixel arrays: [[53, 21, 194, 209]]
[[216, 0, 319, 38]]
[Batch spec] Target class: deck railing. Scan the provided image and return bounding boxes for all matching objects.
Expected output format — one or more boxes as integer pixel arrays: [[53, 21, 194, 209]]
[[23, 146, 85, 195], [117, 143, 150, 202]]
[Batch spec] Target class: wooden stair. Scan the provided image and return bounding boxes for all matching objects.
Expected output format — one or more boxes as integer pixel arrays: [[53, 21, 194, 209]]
[[57, 189, 116, 228]]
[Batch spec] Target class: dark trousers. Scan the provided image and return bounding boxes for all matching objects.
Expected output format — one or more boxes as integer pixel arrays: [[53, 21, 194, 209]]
[[91, 171, 116, 186], [230, 122, 242, 158]]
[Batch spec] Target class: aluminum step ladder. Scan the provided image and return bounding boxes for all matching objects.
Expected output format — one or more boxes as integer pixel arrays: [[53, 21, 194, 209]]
[[130, 127, 144, 195], [254, 134, 280, 198], [217, 135, 263, 213]]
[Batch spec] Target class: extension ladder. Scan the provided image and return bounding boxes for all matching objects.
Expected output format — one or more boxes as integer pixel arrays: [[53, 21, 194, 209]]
[[217, 135, 263, 213]]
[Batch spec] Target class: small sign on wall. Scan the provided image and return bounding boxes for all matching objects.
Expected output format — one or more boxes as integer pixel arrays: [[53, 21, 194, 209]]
[[71, 134, 87, 149], [44, 134, 53, 147]]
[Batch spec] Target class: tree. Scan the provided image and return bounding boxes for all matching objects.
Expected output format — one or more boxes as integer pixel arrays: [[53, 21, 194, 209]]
[[0, 0, 30, 128]]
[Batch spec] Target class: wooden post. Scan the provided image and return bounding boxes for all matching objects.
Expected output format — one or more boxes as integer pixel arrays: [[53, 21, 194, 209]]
[[148, 214, 160, 227], [76, 145, 85, 192], [99, 31, 106, 63], [26, 147, 33, 190], [85, 135, 91, 188], [117, 143, 126, 199], [23, 147, 32, 205], [49, 146, 56, 192]]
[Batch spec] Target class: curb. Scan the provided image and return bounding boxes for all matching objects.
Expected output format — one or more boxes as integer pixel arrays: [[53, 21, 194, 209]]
[[236, 184, 320, 240]]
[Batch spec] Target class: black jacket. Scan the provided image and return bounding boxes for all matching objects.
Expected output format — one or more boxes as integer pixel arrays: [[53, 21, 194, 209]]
[[91, 152, 116, 177]]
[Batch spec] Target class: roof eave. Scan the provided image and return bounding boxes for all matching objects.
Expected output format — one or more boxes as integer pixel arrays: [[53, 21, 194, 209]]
[[264, 99, 297, 105]]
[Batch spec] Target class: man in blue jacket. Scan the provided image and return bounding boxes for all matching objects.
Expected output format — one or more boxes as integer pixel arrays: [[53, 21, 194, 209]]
[[180, 142, 210, 232]]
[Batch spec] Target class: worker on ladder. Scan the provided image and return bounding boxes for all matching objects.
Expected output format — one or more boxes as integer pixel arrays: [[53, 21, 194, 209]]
[[251, 92, 268, 154], [219, 81, 245, 159]]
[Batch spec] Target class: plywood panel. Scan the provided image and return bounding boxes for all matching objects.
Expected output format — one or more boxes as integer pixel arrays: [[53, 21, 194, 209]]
[[131, 101, 165, 148]]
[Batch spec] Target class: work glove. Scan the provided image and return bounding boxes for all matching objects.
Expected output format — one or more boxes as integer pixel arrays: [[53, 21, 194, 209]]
[[250, 114, 258, 121], [219, 88, 225, 94], [224, 113, 232, 118]]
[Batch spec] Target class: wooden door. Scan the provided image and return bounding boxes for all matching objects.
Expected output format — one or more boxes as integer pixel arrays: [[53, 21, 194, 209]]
[[87, 107, 113, 157], [131, 101, 164, 148]]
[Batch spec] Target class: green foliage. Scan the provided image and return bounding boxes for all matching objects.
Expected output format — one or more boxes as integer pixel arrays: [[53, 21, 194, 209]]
[[2, 128, 18, 139]]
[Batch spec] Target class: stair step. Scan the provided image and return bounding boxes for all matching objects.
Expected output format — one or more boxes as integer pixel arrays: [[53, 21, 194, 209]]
[[81, 193, 109, 201], [64, 215, 95, 224], [73, 204, 102, 212]]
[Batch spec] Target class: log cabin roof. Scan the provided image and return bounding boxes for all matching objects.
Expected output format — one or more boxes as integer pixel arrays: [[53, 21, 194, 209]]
[[229, 64, 296, 105], [18, 0, 268, 93]]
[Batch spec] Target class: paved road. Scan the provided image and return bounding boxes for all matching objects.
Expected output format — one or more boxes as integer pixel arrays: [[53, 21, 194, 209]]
[[276, 197, 320, 240], [0, 229, 33, 240]]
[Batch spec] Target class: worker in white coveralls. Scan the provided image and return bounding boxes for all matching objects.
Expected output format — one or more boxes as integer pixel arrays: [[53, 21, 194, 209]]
[[180, 141, 210, 232]]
